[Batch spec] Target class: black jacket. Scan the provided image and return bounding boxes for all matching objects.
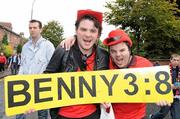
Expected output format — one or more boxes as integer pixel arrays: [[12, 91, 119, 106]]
[[44, 43, 109, 118], [45, 43, 109, 73]]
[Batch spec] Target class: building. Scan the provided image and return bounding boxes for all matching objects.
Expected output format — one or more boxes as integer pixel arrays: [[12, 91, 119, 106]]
[[0, 22, 24, 50]]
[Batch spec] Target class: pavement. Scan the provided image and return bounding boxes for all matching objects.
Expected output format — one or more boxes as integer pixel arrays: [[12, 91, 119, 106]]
[[0, 70, 171, 119]]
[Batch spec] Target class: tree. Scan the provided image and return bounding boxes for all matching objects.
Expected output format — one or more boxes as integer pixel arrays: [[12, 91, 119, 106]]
[[16, 44, 22, 53], [98, 39, 108, 50], [2, 33, 8, 45], [42, 20, 64, 48], [2, 44, 13, 57], [104, 0, 180, 58]]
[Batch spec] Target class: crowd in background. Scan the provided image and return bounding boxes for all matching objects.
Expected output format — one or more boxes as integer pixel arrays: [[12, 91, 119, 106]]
[[0, 51, 21, 75]]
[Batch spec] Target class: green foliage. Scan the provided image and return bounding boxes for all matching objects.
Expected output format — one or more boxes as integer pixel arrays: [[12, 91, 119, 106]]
[[42, 20, 64, 48], [104, 0, 180, 58], [16, 44, 22, 53], [98, 39, 108, 50], [2, 44, 13, 57], [2, 33, 8, 45]]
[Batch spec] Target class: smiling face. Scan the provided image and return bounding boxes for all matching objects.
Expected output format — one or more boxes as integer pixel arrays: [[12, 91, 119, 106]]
[[76, 19, 99, 55], [110, 42, 131, 68]]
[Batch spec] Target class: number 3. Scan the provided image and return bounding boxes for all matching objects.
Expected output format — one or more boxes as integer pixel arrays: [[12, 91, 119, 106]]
[[124, 73, 138, 95]]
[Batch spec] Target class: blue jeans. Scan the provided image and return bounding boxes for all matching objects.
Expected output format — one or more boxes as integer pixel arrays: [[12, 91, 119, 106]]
[[171, 99, 180, 119], [151, 99, 180, 119], [16, 110, 48, 119]]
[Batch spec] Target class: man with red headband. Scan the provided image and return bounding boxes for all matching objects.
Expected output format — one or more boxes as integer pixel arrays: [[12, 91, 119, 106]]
[[44, 9, 109, 119]]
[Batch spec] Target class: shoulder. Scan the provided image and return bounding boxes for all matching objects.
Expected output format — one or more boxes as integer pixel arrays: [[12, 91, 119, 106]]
[[42, 38, 54, 46], [23, 41, 30, 48], [97, 47, 109, 56], [51, 46, 67, 58], [21, 41, 30, 52], [41, 38, 55, 50], [133, 56, 153, 67]]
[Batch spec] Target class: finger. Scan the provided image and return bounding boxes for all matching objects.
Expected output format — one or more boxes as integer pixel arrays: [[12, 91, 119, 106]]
[[71, 39, 75, 47], [24, 109, 36, 114], [65, 41, 70, 51], [60, 40, 65, 48], [101, 102, 111, 108]]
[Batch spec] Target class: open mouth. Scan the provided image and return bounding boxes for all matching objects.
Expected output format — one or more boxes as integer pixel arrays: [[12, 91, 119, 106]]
[[83, 39, 92, 45]]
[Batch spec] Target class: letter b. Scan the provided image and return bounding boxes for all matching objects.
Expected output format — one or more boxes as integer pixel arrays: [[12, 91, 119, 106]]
[[8, 80, 30, 107]]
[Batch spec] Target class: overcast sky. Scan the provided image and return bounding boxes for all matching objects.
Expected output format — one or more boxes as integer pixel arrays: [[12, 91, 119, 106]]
[[0, 0, 116, 40]]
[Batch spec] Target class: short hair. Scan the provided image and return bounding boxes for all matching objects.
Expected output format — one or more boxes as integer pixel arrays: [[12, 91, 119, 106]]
[[170, 53, 179, 60], [29, 19, 42, 28], [75, 15, 102, 37], [109, 41, 133, 55]]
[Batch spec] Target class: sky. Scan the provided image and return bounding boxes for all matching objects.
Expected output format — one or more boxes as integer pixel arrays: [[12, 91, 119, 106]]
[[0, 0, 116, 40]]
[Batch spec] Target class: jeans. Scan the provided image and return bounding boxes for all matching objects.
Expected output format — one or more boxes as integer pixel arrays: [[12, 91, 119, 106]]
[[11, 64, 18, 75], [171, 99, 180, 119], [151, 99, 180, 119], [16, 109, 48, 119]]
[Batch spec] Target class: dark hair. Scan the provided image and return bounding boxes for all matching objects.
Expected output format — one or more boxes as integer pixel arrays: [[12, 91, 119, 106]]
[[29, 19, 42, 28], [75, 15, 102, 37], [109, 41, 132, 55]]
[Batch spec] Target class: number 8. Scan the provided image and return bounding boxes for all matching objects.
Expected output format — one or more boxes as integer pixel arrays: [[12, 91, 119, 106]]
[[155, 71, 171, 94]]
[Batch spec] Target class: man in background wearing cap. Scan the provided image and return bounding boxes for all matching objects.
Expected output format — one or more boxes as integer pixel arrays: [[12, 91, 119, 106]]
[[44, 9, 109, 119]]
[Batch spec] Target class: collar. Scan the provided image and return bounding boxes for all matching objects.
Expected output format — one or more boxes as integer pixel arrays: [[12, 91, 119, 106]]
[[29, 36, 46, 47]]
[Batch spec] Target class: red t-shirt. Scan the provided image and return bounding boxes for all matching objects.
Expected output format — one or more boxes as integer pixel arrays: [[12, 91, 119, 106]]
[[109, 56, 153, 119], [58, 52, 97, 118]]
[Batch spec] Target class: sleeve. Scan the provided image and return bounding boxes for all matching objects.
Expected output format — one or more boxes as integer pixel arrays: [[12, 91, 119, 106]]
[[46, 41, 55, 62], [44, 46, 65, 73], [18, 46, 26, 74]]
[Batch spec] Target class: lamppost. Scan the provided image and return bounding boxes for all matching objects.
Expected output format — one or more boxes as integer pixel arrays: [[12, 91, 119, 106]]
[[31, 0, 36, 20]]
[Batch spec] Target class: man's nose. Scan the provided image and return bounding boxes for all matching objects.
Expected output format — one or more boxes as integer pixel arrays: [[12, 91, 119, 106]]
[[85, 31, 91, 37]]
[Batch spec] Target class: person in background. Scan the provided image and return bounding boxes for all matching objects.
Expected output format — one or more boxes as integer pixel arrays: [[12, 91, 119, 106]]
[[16, 19, 55, 119], [154, 61, 160, 66], [44, 9, 109, 119], [16, 53, 21, 71], [150, 53, 180, 119], [0, 52, 7, 72], [8, 52, 19, 75]]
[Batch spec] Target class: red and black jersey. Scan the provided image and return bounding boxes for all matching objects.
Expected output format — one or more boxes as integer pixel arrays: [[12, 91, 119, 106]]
[[109, 55, 153, 119]]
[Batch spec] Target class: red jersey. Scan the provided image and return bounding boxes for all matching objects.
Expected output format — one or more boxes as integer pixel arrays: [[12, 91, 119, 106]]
[[59, 52, 97, 118], [109, 56, 153, 119]]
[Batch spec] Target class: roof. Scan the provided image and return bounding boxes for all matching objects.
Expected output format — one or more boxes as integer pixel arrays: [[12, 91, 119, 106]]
[[0, 23, 21, 37]]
